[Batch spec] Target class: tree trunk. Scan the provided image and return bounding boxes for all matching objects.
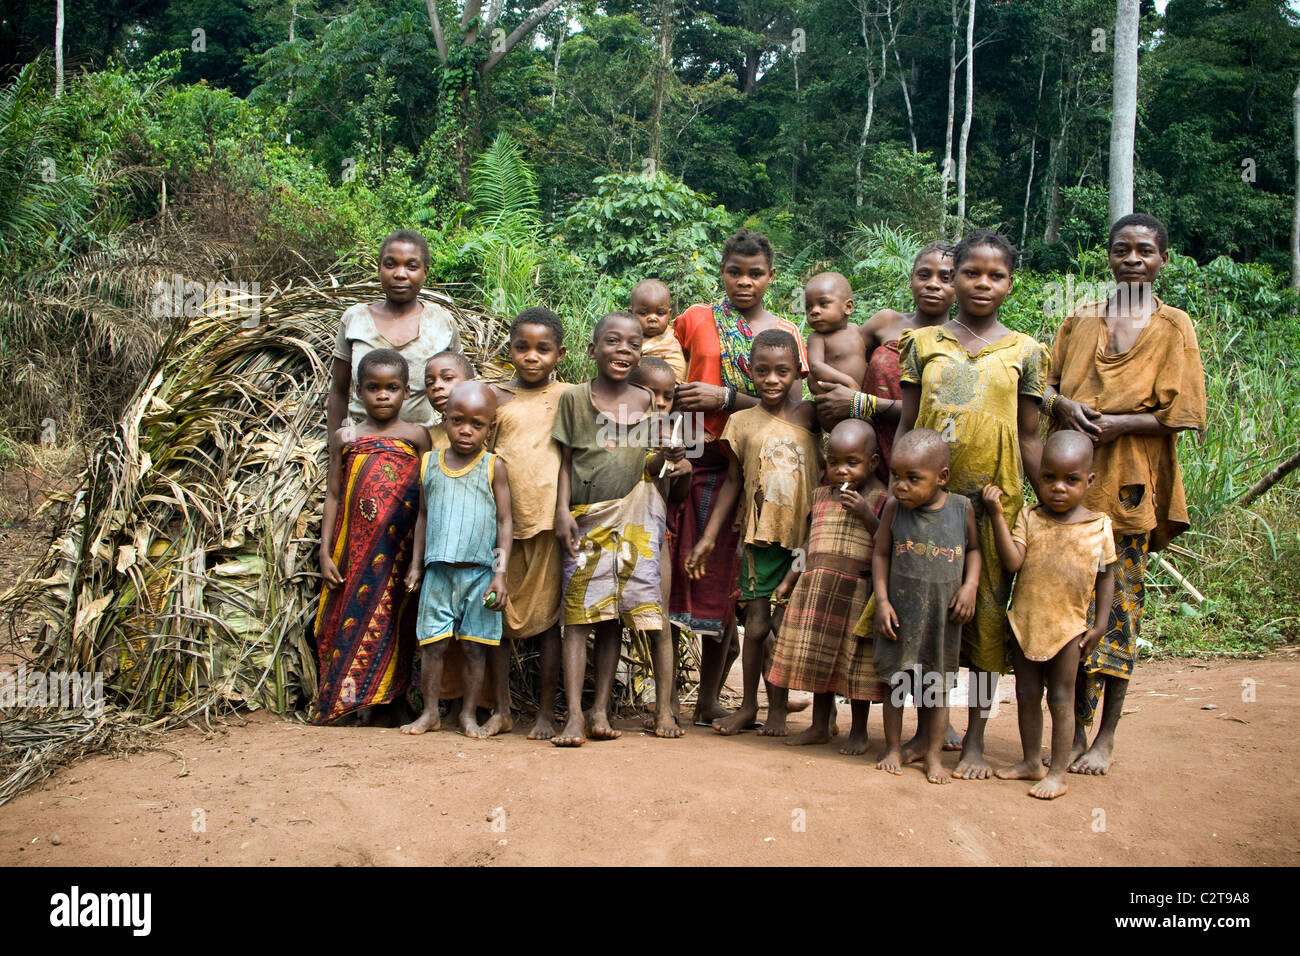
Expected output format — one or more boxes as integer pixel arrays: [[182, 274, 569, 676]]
[[956, 0, 975, 224], [54, 0, 64, 97], [855, 85, 876, 208], [648, 0, 673, 170], [550, 12, 567, 110], [1109, 0, 1139, 225], [1292, 75, 1300, 288], [941, 0, 958, 225], [1021, 49, 1047, 248]]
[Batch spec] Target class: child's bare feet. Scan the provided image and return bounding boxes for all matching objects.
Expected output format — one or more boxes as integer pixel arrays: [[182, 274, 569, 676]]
[[551, 713, 586, 747], [876, 748, 903, 774], [899, 737, 927, 765], [1029, 772, 1069, 799], [482, 711, 514, 736], [460, 713, 490, 739], [712, 704, 759, 735], [1070, 738, 1114, 774], [758, 711, 788, 737], [400, 711, 440, 735], [996, 759, 1048, 781], [839, 728, 868, 755], [692, 702, 730, 726], [785, 723, 832, 746], [1045, 725, 1088, 768], [924, 754, 951, 784], [786, 694, 812, 714], [953, 749, 994, 779], [652, 709, 685, 738], [943, 724, 964, 751], [527, 714, 556, 740], [586, 710, 622, 740]]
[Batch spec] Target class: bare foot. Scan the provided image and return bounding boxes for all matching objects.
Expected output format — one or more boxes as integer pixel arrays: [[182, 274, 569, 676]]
[[712, 705, 759, 736], [693, 702, 730, 726], [952, 750, 994, 780], [996, 759, 1048, 781], [899, 737, 927, 765], [481, 711, 514, 737], [586, 711, 622, 741], [784, 724, 832, 746], [786, 694, 812, 714], [838, 730, 868, 755], [1048, 725, 1088, 768], [876, 748, 903, 774], [943, 724, 963, 751], [1070, 738, 1113, 774], [758, 712, 788, 737], [653, 710, 685, 739], [1029, 773, 1069, 799], [400, 711, 440, 735], [924, 754, 952, 784], [551, 714, 586, 747], [527, 714, 556, 740], [460, 714, 490, 740]]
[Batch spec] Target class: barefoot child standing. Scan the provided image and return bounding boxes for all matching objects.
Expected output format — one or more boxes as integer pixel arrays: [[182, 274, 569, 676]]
[[686, 329, 822, 737], [873, 429, 981, 784], [629, 356, 691, 738], [313, 349, 432, 725], [983, 431, 1116, 799], [551, 312, 679, 747], [401, 382, 511, 739], [485, 308, 569, 739], [766, 418, 887, 752]]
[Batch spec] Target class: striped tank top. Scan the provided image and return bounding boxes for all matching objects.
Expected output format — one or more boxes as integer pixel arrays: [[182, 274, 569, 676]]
[[421, 448, 498, 567]]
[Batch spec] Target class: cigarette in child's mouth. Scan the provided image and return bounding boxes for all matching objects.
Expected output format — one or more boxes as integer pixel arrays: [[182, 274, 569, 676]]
[[840, 482, 850, 492]]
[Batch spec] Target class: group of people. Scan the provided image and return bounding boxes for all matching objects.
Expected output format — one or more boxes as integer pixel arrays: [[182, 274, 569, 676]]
[[311, 213, 1205, 798]]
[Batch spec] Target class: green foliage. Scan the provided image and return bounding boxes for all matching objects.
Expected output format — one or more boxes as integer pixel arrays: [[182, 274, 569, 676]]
[[561, 170, 734, 304]]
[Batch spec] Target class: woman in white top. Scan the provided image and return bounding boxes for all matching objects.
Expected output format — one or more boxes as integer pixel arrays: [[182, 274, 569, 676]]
[[327, 230, 463, 431]]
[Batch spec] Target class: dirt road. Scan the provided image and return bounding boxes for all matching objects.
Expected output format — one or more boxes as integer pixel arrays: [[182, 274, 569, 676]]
[[2, 657, 1295, 866]]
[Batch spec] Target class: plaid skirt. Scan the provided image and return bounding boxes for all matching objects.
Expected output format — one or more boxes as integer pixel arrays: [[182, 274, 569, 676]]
[[1076, 531, 1148, 725]]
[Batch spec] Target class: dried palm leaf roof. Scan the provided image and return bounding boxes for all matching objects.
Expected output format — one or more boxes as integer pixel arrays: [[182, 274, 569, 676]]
[[0, 275, 508, 803]]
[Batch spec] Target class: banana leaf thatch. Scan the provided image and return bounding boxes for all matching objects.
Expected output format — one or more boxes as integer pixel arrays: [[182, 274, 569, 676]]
[[0, 276, 505, 803]]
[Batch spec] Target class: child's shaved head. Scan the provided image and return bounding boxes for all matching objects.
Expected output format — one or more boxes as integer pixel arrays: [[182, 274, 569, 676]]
[[893, 427, 950, 471], [630, 278, 671, 307], [445, 380, 497, 416], [1043, 430, 1095, 470], [828, 418, 877, 457], [805, 271, 853, 299]]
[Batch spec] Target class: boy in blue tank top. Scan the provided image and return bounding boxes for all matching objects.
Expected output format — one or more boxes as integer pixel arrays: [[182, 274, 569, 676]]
[[401, 382, 513, 739]]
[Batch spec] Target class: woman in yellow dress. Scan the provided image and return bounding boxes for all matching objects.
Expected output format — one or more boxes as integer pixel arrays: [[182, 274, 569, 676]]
[[895, 229, 1049, 780]]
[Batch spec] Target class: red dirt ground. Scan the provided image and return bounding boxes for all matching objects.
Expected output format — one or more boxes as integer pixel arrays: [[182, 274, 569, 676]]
[[1, 656, 1296, 866]]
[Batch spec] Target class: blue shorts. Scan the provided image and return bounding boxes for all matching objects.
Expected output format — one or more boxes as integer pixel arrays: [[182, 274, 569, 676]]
[[416, 562, 501, 646]]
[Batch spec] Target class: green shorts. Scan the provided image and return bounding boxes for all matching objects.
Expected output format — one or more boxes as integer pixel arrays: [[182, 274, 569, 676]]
[[738, 543, 794, 602], [416, 562, 501, 646]]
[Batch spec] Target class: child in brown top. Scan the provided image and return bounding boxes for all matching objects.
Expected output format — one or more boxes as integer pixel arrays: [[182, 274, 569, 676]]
[[485, 308, 569, 739], [425, 350, 475, 449], [686, 329, 822, 737], [984, 431, 1116, 799], [805, 272, 865, 402], [630, 278, 687, 381]]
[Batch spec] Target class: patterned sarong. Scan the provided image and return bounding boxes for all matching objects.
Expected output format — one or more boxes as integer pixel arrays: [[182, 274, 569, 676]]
[[562, 479, 665, 632], [1076, 531, 1148, 726], [668, 442, 741, 638], [311, 436, 420, 724]]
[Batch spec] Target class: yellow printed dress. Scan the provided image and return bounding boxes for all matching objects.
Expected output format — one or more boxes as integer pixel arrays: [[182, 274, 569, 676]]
[[898, 326, 1049, 674]]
